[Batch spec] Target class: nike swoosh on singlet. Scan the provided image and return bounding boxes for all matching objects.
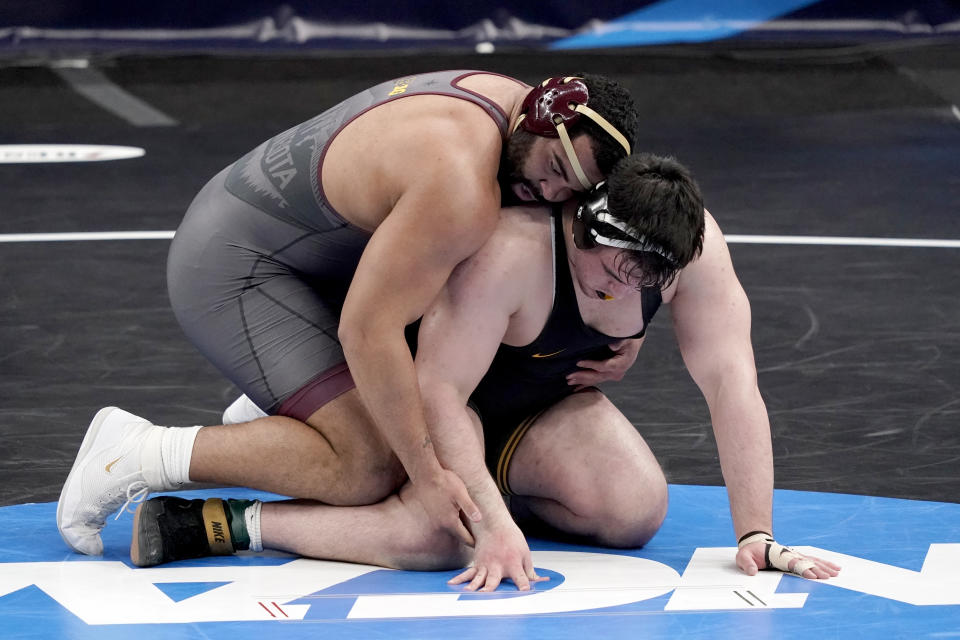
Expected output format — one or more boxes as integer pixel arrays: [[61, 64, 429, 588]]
[[532, 349, 566, 358], [105, 457, 123, 473]]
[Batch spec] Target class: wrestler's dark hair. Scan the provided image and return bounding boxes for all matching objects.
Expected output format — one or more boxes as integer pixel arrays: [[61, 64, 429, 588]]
[[606, 153, 705, 289], [570, 73, 639, 175]]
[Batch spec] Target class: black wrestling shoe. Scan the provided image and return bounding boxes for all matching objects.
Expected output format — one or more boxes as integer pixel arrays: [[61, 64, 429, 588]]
[[131, 496, 250, 567]]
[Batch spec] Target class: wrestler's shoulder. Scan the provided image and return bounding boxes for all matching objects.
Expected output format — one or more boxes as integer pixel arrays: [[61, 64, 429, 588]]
[[471, 206, 552, 268]]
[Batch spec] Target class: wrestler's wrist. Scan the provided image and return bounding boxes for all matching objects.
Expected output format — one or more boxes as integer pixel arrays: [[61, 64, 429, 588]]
[[737, 530, 773, 547], [404, 450, 444, 485], [473, 509, 518, 535]]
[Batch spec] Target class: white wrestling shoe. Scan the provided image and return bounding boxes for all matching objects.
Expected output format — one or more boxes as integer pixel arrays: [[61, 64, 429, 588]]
[[222, 394, 268, 425], [57, 407, 159, 555]]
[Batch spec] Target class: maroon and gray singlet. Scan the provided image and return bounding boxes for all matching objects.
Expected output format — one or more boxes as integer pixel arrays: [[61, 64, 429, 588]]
[[167, 70, 511, 419]]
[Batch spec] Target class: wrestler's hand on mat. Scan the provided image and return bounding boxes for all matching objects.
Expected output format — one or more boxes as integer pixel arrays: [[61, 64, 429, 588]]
[[568, 338, 644, 390], [736, 532, 841, 579], [414, 468, 481, 546], [448, 519, 547, 592]]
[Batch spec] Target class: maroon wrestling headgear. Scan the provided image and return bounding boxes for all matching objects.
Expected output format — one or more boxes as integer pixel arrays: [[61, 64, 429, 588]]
[[514, 76, 632, 190]]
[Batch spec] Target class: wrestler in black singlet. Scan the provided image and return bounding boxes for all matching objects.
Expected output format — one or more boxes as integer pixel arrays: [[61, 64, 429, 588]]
[[471, 209, 663, 491]]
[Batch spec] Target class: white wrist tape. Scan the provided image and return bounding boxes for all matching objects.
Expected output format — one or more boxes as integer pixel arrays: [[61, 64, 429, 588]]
[[738, 532, 815, 576]]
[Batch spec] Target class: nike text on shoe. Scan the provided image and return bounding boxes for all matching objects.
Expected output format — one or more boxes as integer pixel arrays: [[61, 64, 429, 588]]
[[131, 496, 253, 567], [57, 407, 158, 555]]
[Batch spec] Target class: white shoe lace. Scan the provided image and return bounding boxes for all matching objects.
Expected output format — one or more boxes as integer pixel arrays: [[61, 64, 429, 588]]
[[114, 480, 150, 520]]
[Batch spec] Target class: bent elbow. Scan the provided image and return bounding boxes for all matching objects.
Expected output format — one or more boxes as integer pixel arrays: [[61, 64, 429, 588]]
[[337, 310, 379, 355]]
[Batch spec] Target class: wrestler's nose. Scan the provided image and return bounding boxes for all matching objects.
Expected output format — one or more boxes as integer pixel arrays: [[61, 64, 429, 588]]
[[540, 179, 571, 203]]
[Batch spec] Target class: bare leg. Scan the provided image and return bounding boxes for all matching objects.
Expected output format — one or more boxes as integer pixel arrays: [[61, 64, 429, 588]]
[[189, 388, 406, 505], [507, 390, 668, 548], [262, 482, 469, 571], [59, 388, 410, 558]]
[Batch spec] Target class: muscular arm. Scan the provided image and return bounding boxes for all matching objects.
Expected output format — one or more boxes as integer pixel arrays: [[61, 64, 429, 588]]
[[671, 212, 841, 580], [415, 217, 546, 590], [670, 212, 773, 540], [414, 225, 527, 525], [338, 152, 500, 503]]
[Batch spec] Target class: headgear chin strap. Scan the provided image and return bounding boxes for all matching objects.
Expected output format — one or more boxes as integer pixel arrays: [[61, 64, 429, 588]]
[[514, 77, 632, 190], [574, 182, 679, 266]]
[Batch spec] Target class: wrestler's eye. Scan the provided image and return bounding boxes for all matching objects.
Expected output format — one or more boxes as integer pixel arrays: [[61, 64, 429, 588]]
[[551, 159, 562, 176], [595, 290, 607, 299]]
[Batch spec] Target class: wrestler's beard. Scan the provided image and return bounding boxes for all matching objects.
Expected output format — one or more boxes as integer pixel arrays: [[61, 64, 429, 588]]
[[497, 129, 549, 206]]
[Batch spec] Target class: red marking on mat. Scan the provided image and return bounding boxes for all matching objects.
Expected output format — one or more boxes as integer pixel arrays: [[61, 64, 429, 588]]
[[258, 601, 276, 617], [272, 602, 289, 618]]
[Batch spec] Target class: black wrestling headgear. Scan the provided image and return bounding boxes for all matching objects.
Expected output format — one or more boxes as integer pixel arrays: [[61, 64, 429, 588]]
[[572, 181, 679, 267]]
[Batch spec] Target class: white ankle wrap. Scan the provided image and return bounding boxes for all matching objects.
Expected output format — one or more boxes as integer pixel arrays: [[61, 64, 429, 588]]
[[245, 501, 263, 552], [141, 425, 202, 489], [161, 425, 202, 487]]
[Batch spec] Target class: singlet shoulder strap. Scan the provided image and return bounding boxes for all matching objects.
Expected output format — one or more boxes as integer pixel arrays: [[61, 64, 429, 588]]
[[448, 71, 518, 139], [550, 206, 582, 320]]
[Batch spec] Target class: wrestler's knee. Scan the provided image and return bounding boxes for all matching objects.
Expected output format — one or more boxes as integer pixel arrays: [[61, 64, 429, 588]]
[[322, 455, 407, 506], [391, 526, 469, 572], [592, 493, 668, 548], [301, 395, 408, 505], [586, 466, 669, 548], [387, 488, 470, 571], [287, 437, 405, 504]]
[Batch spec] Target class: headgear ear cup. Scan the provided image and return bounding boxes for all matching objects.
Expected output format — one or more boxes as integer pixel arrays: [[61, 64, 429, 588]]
[[573, 182, 679, 266], [573, 181, 606, 250], [516, 77, 589, 136], [514, 77, 632, 190]]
